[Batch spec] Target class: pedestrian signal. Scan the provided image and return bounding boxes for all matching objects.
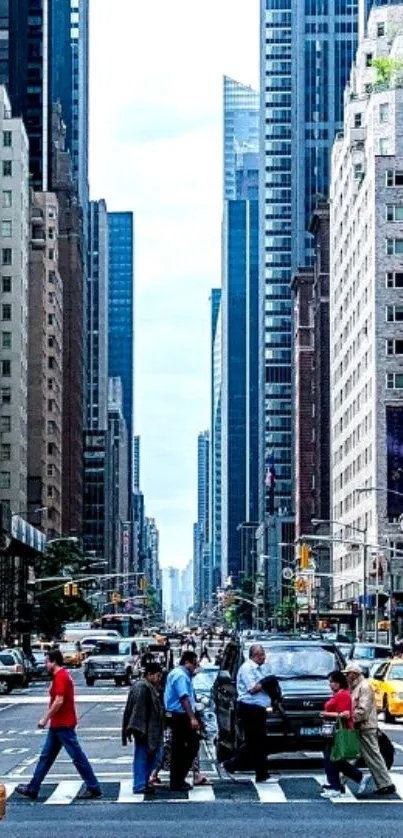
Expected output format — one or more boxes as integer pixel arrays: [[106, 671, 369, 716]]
[[71, 583, 79, 597], [63, 582, 72, 597]]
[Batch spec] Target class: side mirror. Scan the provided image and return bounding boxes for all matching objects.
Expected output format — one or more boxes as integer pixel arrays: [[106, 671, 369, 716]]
[[215, 670, 233, 687]]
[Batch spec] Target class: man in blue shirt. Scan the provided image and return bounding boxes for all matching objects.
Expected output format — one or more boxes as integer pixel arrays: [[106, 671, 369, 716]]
[[164, 650, 200, 791], [223, 643, 271, 782]]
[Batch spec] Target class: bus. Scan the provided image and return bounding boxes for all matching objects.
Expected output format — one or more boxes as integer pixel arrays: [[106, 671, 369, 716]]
[[100, 613, 145, 638]]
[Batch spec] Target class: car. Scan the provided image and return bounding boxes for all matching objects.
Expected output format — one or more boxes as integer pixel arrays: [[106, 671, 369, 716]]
[[83, 638, 138, 686], [4, 648, 32, 687], [30, 651, 49, 682], [194, 665, 219, 741], [58, 643, 82, 668], [369, 658, 403, 722], [347, 643, 392, 677], [0, 651, 28, 688], [0, 665, 16, 694], [214, 637, 346, 761]]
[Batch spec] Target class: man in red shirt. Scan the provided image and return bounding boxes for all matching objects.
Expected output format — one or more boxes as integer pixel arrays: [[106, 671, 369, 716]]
[[15, 649, 102, 800]]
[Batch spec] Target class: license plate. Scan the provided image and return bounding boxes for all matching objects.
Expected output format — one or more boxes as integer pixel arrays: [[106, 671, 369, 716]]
[[300, 727, 322, 736]]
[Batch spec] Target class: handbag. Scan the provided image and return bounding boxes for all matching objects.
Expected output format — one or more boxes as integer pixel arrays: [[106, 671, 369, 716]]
[[330, 718, 361, 762]]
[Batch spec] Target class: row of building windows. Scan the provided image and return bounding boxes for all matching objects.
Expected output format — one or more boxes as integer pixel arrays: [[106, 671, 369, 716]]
[[333, 379, 373, 435], [333, 412, 373, 466]]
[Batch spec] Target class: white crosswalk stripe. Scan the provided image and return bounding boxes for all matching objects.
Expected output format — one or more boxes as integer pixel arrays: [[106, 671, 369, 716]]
[[44, 781, 83, 805], [253, 779, 287, 803]]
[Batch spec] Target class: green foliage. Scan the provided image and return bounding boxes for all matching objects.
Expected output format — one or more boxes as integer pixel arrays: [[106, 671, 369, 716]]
[[34, 541, 95, 638], [372, 56, 403, 84], [275, 592, 297, 629]]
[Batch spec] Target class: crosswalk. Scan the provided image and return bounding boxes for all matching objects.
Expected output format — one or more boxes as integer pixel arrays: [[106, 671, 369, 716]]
[[4, 773, 403, 805]]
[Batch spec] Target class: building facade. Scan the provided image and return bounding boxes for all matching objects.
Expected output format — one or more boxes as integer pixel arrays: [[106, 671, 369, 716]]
[[0, 87, 29, 516], [108, 377, 129, 580], [210, 289, 222, 592], [259, 0, 358, 537], [108, 211, 134, 485], [28, 191, 63, 537], [86, 200, 109, 430], [223, 76, 259, 200], [193, 431, 210, 611], [330, 4, 403, 607]]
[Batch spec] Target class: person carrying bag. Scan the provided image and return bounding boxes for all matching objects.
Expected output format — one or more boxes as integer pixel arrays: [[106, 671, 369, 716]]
[[330, 717, 361, 762], [320, 671, 366, 799]]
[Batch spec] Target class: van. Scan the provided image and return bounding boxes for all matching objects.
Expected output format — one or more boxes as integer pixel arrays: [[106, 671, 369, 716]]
[[61, 628, 119, 643]]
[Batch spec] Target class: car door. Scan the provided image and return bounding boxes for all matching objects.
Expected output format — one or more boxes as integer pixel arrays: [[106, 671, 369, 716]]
[[214, 643, 239, 747], [371, 663, 388, 709]]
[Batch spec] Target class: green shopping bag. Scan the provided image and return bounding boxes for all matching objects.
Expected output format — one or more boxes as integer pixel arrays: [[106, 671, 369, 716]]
[[330, 719, 361, 762]]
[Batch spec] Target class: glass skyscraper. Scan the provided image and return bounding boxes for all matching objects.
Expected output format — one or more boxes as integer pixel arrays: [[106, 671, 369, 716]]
[[210, 289, 222, 591], [259, 0, 358, 528], [223, 76, 259, 200], [108, 211, 135, 485]]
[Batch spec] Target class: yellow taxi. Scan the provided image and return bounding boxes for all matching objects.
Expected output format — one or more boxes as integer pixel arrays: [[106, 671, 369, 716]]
[[369, 657, 403, 722], [58, 643, 82, 668]]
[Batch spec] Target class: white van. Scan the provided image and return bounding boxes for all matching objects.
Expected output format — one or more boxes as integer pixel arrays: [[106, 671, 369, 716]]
[[61, 628, 119, 643]]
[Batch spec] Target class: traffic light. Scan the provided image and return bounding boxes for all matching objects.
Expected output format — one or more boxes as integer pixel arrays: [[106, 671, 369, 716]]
[[300, 543, 310, 570], [63, 583, 72, 597], [71, 583, 79, 597], [139, 577, 148, 592]]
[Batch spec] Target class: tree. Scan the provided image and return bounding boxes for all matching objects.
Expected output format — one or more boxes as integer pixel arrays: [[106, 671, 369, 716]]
[[33, 541, 96, 638], [275, 591, 297, 630], [372, 56, 403, 84]]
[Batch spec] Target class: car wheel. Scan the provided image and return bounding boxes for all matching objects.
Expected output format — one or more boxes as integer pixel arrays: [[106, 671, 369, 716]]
[[383, 696, 395, 724], [85, 677, 95, 687], [0, 678, 10, 695], [114, 678, 124, 687], [124, 670, 132, 686]]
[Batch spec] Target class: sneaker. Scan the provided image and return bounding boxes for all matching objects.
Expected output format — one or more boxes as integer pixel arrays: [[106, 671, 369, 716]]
[[322, 783, 345, 794], [15, 785, 38, 800], [76, 788, 103, 800], [320, 788, 342, 799], [375, 784, 396, 796], [356, 775, 368, 796]]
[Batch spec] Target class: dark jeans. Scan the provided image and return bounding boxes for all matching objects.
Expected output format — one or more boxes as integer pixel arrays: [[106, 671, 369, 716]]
[[133, 740, 163, 793], [28, 727, 101, 794], [170, 713, 199, 789], [226, 703, 268, 781], [323, 745, 363, 791]]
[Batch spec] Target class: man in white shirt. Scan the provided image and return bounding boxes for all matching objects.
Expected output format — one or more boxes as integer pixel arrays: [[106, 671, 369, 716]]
[[223, 644, 271, 782]]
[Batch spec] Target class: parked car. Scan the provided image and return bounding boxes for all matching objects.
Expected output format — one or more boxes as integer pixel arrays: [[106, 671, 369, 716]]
[[0, 664, 16, 694], [0, 651, 27, 688], [214, 637, 345, 761], [369, 658, 403, 722], [30, 651, 49, 682], [347, 643, 392, 677], [194, 665, 219, 741], [83, 639, 138, 686], [4, 648, 32, 687]]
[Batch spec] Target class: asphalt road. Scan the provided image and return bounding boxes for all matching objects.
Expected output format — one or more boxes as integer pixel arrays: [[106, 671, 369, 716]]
[[1, 670, 403, 837]]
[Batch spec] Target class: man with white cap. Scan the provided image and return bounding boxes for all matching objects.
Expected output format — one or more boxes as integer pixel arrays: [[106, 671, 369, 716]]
[[343, 662, 395, 796]]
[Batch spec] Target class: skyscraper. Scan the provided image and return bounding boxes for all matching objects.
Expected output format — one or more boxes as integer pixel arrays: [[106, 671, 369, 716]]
[[223, 76, 259, 200], [210, 289, 222, 591], [193, 431, 210, 610], [108, 212, 135, 485], [259, 0, 358, 542]]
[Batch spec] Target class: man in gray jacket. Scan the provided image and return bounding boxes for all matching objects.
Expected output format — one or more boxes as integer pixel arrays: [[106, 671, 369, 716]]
[[122, 662, 164, 793], [344, 663, 395, 795]]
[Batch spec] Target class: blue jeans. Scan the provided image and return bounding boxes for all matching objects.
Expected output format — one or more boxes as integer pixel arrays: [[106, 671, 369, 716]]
[[323, 746, 363, 791], [28, 727, 101, 794], [133, 739, 163, 793]]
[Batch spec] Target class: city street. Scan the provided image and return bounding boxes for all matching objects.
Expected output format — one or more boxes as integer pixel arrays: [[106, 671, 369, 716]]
[[1, 671, 403, 836]]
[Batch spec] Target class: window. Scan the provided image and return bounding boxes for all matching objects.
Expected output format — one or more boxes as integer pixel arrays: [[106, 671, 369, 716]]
[[48, 227, 55, 240], [47, 486, 54, 498], [48, 208, 56, 220], [387, 373, 403, 389], [386, 238, 403, 254], [386, 206, 403, 221], [1, 332, 11, 349], [48, 357, 55, 369], [2, 191, 11, 209], [354, 164, 363, 179], [48, 249, 54, 261], [47, 464, 54, 477], [0, 444, 10, 461], [386, 305, 403, 321], [0, 388, 10, 405], [2, 160, 11, 177], [48, 271, 56, 284], [47, 314, 54, 326], [377, 22, 385, 36], [1, 304, 11, 321], [1, 221, 11, 239], [354, 113, 362, 128], [2, 277, 11, 293], [2, 131, 11, 148], [0, 417, 10, 432], [0, 472, 10, 489], [48, 378, 54, 390], [386, 170, 403, 186], [47, 443, 54, 455], [1, 360, 10, 377], [366, 53, 372, 67], [386, 271, 403, 288], [380, 138, 390, 155], [48, 336, 54, 348], [380, 102, 389, 123], [387, 339, 403, 355], [1, 249, 11, 266]]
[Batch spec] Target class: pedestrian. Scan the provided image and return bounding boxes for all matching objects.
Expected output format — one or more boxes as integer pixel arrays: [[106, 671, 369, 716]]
[[200, 644, 211, 663], [15, 649, 102, 800], [222, 643, 270, 783], [320, 670, 366, 798], [164, 650, 200, 791], [122, 662, 164, 794], [344, 662, 396, 795]]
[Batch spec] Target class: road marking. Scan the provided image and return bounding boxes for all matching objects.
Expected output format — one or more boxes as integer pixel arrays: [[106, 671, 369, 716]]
[[2, 748, 29, 755], [188, 785, 215, 803], [44, 780, 83, 805], [117, 780, 144, 803], [253, 780, 287, 803], [5, 783, 17, 799], [0, 695, 127, 705]]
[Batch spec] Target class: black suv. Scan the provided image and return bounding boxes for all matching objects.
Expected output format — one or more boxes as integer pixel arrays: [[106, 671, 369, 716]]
[[214, 637, 345, 760]]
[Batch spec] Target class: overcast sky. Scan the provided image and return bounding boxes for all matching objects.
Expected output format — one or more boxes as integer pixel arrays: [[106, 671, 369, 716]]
[[89, 0, 259, 569]]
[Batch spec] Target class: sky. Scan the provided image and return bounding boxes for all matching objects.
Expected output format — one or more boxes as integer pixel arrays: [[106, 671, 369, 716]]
[[89, 0, 259, 569]]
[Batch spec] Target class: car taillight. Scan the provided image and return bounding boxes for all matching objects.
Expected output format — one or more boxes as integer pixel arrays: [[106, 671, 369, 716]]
[[16, 665, 23, 673]]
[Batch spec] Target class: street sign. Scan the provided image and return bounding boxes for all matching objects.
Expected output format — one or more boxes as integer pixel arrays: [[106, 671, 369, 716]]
[[282, 567, 294, 580]]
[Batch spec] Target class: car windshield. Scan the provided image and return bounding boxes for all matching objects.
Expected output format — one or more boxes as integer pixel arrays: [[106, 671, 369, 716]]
[[260, 645, 336, 679], [353, 646, 390, 660], [93, 641, 131, 656], [194, 668, 219, 691], [34, 653, 46, 662], [389, 665, 403, 680]]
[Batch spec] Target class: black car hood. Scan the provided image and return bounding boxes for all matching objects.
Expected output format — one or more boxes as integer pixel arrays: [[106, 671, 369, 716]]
[[279, 678, 332, 697]]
